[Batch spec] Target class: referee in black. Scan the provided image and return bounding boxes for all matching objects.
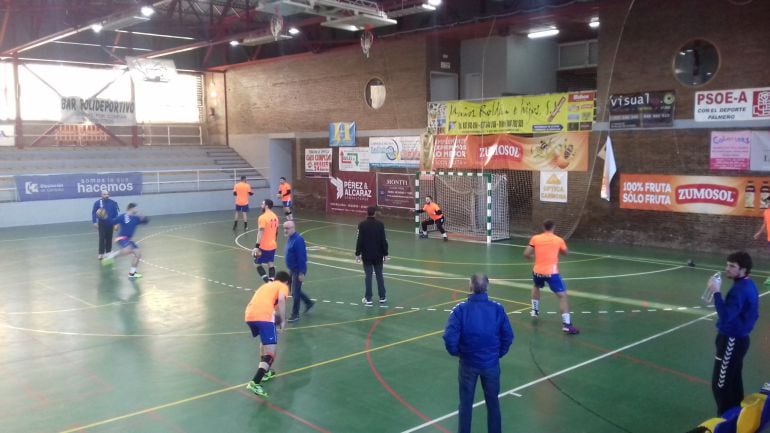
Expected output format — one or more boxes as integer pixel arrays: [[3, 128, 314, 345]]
[[355, 206, 389, 306]]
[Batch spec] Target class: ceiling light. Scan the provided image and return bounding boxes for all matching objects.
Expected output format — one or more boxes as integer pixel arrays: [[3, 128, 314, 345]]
[[288, 27, 300, 35], [140, 6, 155, 17], [527, 28, 559, 39], [91, 23, 104, 33], [421, 4, 436, 10], [589, 18, 600, 28], [229, 40, 240, 46], [427, 0, 441, 6]]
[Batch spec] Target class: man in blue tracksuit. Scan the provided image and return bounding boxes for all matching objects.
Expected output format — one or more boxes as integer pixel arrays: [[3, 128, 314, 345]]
[[443, 274, 514, 433], [705, 251, 760, 415], [283, 220, 314, 322], [91, 190, 120, 260]]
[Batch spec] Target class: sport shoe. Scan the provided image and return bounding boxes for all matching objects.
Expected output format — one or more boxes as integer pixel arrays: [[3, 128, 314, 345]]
[[443, 237, 448, 242], [97, 254, 103, 260], [287, 315, 299, 323], [764, 277, 770, 286], [530, 309, 539, 317], [261, 370, 276, 383], [362, 298, 373, 307], [128, 272, 143, 279], [379, 298, 387, 304], [246, 381, 268, 397], [304, 301, 315, 314], [418, 233, 428, 239], [562, 323, 580, 335]]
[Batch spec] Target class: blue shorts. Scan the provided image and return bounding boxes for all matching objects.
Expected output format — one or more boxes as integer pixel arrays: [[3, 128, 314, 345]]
[[247, 321, 278, 345], [532, 273, 566, 293], [282, 200, 292, 208], [235, 204, 249, 212], [254, 249, 276, 264], [116, 237, 138, 250]]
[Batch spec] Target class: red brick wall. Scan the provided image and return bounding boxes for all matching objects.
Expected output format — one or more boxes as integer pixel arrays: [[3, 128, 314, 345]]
[[574, 0, 770, 254]]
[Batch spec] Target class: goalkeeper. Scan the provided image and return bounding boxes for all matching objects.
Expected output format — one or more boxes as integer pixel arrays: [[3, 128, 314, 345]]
[[415, 195, 448, 241]]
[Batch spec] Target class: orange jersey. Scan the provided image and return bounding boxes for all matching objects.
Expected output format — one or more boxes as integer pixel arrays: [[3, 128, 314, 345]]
[[764, 209, 770, 241], [244, 280, 289, 322], [233, 182, 252, 206], [278, 183, 292, 202], [257, 209, 279, 251], [422, 202, 443, 221], [529, 232, 567, 275]]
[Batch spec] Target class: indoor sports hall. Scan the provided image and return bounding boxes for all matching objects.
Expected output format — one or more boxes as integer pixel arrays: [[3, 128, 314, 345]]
[[1, 1, 769, 433]]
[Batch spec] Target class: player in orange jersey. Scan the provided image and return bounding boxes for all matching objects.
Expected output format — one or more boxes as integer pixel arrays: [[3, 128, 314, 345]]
[[233, 175, 253, 231], [276, 177, 293, 221], [252, 199, 280, 283], [415, 195, 448, 241], [244, 271, 290, 398], [523, 219, 579, 334]]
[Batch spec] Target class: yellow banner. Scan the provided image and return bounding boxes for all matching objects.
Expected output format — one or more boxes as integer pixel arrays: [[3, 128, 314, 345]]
[[428, 92, 595, 135]]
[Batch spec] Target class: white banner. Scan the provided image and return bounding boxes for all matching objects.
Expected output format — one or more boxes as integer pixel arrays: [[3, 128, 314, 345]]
[[0, 124, 13, 146], [694, 87, 770, 122], [540, 171, 568, 203], [600, 136, 617, 201], [126, 56, 178, 83], [60, 96, 136, 126], [339, 147, 370, 172], [750, 131, 770, 172], [368, 136, 421, 168], [304, 148, 332, 177]]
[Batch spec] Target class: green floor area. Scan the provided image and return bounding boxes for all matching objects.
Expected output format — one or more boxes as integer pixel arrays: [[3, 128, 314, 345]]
[[1, 210, 768, 433]]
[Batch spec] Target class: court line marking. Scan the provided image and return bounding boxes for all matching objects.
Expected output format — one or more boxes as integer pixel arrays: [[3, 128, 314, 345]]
[[400, 290, 770, 433], [35, 281, 96, 307]]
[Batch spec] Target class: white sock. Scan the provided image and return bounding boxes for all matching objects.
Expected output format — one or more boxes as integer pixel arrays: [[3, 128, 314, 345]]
[[442, 233, 447, 238], [562, 313, 571, 325], [531, 300, 539, 311], [129, 267, 137, 274]]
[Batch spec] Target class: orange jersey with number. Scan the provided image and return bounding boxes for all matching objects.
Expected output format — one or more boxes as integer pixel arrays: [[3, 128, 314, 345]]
[[764, 209, 770, 241], [529, 232, 566, 275], [422, 202, 442, 221], [257, 209, 279, 251], [244, 281, 289, 322], [233, 182, 252, 206], [278, 183, 292, 202]]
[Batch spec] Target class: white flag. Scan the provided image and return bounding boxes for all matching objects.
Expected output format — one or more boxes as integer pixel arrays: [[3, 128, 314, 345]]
[[600, 136, 617, 201]]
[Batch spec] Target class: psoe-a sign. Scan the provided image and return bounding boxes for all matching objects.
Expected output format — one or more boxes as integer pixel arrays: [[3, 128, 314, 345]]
[[694, 87, 770, 122]]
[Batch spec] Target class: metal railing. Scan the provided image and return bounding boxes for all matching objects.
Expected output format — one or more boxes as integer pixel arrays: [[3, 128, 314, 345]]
[[0, 167, 269, 203]]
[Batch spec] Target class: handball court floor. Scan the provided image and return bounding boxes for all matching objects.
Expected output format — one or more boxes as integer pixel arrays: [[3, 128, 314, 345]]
[[1, 210, 769, 433]]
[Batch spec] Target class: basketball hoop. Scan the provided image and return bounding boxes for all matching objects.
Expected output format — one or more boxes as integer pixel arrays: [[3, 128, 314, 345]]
[[270, 14, 284, 41], [360, 29, 374, 58]]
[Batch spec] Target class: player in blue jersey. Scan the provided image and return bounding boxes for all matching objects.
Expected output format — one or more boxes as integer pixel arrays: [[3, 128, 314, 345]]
[[102, 203, 150, 279]]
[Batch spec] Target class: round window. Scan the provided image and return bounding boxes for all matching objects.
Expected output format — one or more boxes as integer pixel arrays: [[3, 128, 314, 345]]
[[365, 78, 386, 110], [674, 39, 719, 86]]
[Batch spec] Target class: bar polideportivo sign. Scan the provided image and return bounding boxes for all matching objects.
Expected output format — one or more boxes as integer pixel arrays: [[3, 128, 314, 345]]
[[619, 174, 769, 216]]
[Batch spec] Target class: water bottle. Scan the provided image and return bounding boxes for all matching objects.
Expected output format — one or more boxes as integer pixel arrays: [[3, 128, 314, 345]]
[[701, 272, 721, 303]]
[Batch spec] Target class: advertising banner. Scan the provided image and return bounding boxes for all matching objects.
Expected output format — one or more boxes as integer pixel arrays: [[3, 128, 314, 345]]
[[427, 91, 594, 135], [15, 172, 142, 202], [368, 136, 420, 168], [304, 148, 332, 178], [60, 96, 136, 126], [608, 90, 675, 129], [540, 171, 568, 203], [339, 147, 370, 172], [423, 132, 588, 171], [619, 174, 770, 216], [750, 131, 770, 172], [328, 122, 356, 147], [376, 173, 415, 209], [710, 131, 751, 170], [694, 87, 770, 122], [326, 172, 376, 215]]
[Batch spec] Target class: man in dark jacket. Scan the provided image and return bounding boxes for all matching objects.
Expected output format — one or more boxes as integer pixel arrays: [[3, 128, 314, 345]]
[[283, 220, 314, 322], [443, 274, 514, 433], [355, 206, 389, 306], [91, 189, 120, 260], [705, 251, 760, 415]]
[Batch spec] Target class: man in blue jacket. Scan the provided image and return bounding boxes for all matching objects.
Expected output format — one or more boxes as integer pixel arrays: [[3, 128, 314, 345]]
[[705, 251, 760, 415], [283, 220, 314, 322], [91, 190, 120, 260], [443, 274, 514, 433]]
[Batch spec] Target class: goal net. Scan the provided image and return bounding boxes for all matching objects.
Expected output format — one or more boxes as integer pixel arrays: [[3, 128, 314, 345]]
[[415, 171, 510, 242]]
